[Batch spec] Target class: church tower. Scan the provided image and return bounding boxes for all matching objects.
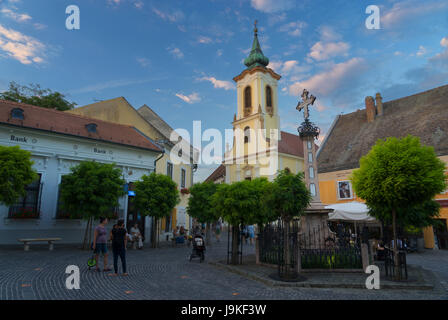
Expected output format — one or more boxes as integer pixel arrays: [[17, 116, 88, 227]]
[[225, 22, 282, 181]]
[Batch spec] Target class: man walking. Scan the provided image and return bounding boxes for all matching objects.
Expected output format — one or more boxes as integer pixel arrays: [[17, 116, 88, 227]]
[[110, 219, 128, 276]]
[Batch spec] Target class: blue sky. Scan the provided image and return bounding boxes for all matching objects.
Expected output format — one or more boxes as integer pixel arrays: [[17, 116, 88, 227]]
[[1, 0, 448, 181]]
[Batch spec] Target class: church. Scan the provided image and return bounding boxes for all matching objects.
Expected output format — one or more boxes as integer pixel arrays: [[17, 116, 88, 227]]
[[207, 23, 310, 184]]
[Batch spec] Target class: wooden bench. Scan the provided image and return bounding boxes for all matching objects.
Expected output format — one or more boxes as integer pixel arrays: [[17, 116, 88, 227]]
[[18, 238, 62, 251]]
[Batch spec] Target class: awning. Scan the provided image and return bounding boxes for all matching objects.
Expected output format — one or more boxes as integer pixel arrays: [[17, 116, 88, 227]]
[[325, 201, 377, 222]]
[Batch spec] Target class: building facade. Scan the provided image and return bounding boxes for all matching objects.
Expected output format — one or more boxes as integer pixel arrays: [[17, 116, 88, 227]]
[[0, 100, 162, 244], [317, 85, 448, 249], [209, 25, 309, 184], [67, 97, 197, 240]]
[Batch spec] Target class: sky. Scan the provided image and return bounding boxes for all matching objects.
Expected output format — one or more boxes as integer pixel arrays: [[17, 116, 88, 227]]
[[1, 0, 448, 181]]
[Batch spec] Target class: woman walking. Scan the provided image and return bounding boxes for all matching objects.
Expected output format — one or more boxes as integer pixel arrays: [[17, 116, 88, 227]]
[[92, 217, 111, 272], [110, 219, 128, 276]]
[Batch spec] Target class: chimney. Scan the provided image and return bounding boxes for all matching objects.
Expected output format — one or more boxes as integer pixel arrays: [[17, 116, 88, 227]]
[[365, 96, 376, 123], [375, 92, 383, 116]]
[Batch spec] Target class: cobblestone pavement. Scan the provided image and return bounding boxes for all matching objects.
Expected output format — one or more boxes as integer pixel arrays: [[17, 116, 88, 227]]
[[1, 238, 447, 300]]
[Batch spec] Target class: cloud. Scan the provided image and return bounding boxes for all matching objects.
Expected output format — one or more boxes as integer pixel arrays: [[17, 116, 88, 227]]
[[167, 46, 184, 59], [197, 36, 212, 44], [0, 24, 45, 64], [416, 45, 427, 57], [136, 57, 149, 67], [308, 41, 350, 61], [440, 36, 448, 48], [70, 78, 153, 94], [289, 58, 366, 96], [278, 21, 307, 37], [268, 59, 309, 76], [133, 1, 143, 9], [250, 0, 294, 13], [382, 0, 448, 28], [152, 8, 184, 23], [199, 77, 235, 90], [175, 92, 201, 104], [1, 8, 31, 22]]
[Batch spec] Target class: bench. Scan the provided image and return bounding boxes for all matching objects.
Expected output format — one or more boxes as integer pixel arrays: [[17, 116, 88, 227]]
[[18, 238, 62, 251]]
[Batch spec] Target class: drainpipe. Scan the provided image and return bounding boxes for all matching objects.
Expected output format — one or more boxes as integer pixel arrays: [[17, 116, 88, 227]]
[[151, 141, 166, 247]]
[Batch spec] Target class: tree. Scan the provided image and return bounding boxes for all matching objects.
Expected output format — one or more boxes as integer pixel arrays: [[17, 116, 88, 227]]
[[0, 81, 76, 111], [59, 161, 125, 249], [212, 178, 275, 264], [134, 173, 180, 248], [266, 170, 312, 279], [351, 135, 446, 279], [187, 181, 219, 245], [0, 146, 37, 206]]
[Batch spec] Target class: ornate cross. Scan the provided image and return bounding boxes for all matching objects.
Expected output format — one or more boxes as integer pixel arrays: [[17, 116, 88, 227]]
[[254, 20, 258, 34], [296, 89, 316, 121]]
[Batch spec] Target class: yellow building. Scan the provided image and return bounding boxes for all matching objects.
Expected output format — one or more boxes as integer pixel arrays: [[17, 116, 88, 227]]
[[67, 97, 197, 240], [208, 24, 309, 183], [317, 85, 448, 249]]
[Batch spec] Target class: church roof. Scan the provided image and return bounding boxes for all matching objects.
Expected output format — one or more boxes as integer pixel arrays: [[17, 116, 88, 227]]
[[244, 22, 269, 69], [317, 84, 448, 173]]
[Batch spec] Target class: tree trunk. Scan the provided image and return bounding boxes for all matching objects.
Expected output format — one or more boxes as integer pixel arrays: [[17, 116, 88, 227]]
[[206, 222, 212, 246], [151, 217, 159, 249], [82, 217, 91, 250], [392, 209, 401, 280], [231, 225, 240, 265]]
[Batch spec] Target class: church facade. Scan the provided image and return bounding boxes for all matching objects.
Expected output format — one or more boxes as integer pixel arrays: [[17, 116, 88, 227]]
[[208, 25, 308, 184]]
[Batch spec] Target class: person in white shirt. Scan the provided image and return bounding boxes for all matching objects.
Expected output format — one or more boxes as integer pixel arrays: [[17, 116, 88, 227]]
[[130, 224, 143, 249]]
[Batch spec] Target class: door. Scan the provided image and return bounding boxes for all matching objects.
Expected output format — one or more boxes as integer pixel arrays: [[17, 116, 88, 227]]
[[126, 189, 145, 239]]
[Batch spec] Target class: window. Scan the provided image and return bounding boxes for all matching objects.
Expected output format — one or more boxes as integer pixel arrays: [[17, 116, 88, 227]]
[[307, 141, 312, 150], [85, 123, 97, 133], [181, 168, 186, 188], [337, 181, 353, 200], [11, 108, 24, 120], [308, 152, 313, 163], [244, 86, 252, 115], [310, 183, 316, 196], [8, 174, 42, 219], [309, 166, 314, 179], [55, 176, 82, 219], [244, 126, 250, 144], [167, 162, 173, 179], [266, 86, 272, 107]]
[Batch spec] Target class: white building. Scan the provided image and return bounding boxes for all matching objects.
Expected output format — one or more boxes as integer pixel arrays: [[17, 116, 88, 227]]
[[0, 100, 162, 244]]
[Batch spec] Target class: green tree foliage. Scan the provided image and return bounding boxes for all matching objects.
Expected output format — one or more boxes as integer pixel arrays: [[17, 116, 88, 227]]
[[212, 178, 277, 264], [0, 146, 37, 206], [59, 161, 125, 249], [0, 81, 76, 111], [212, 178, 275, 226], [266, 170, 312, 222], [134, 173, 180, 247], [266, 170, 311, 279], [351, 135, 446, 279], [187, 181, 219, 224]]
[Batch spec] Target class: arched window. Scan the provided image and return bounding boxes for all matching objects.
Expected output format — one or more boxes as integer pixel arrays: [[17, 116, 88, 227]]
[[244, 126, 250, 144], [244, 86, 252, 112], [266, 86, 272, 107]]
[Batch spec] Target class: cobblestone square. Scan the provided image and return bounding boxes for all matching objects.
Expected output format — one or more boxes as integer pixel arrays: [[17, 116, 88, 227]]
[[1, 237, 447, 300]]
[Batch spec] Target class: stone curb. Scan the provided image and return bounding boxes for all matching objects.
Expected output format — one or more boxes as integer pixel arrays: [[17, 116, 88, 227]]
[[208, 261, 434, 290]]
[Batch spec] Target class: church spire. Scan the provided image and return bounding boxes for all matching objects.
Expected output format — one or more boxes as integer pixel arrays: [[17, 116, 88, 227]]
[[244, 20, 269, 69]]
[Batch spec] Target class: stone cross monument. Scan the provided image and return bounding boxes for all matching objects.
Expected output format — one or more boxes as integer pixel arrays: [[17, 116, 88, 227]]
[[296, 89, 332, 233]]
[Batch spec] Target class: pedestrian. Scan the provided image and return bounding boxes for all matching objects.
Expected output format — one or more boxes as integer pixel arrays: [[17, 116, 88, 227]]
[[215, 220, 222, 243], [92, 217, 111, 272], [247, 225, 255, 245], [130, 223, 143, 249], [110, 219, 128, 276]]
